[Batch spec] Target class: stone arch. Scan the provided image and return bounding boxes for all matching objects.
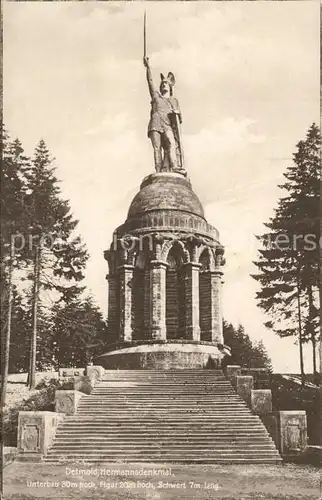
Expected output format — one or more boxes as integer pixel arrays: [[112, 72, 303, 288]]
[[161, 238, 190, 264], [165, 242, 186, 340], [196, 244, 216, 271], [104, 249, 117, 276], [198, 247, 213, 342], [131, 250, 146, 341]]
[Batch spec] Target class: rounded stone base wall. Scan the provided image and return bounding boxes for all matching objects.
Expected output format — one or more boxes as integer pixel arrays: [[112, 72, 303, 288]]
[[97, 342, 230, 370]]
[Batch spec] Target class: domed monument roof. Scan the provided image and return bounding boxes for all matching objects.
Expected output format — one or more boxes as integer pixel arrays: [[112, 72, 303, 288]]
[[127, 172, 205, 219]]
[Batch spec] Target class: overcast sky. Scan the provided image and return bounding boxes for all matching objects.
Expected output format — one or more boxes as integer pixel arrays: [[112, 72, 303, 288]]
[[3, 1, 320, 372]]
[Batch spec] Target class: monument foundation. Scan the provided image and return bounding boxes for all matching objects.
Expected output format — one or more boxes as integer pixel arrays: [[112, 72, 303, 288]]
[[100, 172, 230, 368]]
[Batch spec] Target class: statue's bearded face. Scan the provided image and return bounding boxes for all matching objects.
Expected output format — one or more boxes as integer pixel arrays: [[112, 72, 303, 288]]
[[160, 81, 171, 95]]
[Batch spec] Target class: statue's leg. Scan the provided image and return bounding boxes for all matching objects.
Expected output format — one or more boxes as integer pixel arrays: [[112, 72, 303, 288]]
[[164, 129, 177, 171], [149, 131, 162, 172]]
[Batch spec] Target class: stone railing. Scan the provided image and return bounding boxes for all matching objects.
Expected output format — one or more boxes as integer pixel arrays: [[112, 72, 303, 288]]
[[16, 365, 105, 462], [225, 364, 308, 460], [116, 210, 219, 241]]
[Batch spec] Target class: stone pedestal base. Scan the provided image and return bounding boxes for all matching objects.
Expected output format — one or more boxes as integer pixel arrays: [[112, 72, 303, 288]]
[[251, 389, 272, 415], [97, 341, 230, 370], [17, 411, 64, 462], [279, 410, 307, 458], [225, 365, 241, 387], [236, 375, 254, 404], [55, 390, 83, 415]]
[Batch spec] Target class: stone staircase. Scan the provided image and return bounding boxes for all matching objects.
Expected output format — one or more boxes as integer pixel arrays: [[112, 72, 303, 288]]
[[44, 369, 282, 463]]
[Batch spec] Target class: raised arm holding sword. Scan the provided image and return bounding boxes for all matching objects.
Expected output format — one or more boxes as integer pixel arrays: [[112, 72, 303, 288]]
[[143, 13, 185, 174]]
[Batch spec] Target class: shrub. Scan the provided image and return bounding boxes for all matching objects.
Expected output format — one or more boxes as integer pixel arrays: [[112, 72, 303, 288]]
[[2, 379, 59, 447]]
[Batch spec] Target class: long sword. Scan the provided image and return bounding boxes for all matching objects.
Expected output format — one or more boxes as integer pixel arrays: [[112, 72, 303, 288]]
[[174, 114, 185, 171], [144, 11, 147, 59]]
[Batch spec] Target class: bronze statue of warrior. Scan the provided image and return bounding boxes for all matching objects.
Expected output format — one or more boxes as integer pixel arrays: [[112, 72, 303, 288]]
[[143, 56, 184, 173]]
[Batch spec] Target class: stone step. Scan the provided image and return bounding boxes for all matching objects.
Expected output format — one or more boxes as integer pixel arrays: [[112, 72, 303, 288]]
[[90, 392, 239, 396], [56, 426, 269, 433], [77, 401, 248, 406], [50, 438, 277, 446], [103, 368, 223, 371], [92, 389, 236, 393], [92, 392, 237, 396], [48, 446, 277, 457], [75, 416, 258, 422], [88, 394, 240, 398], [79, 400, 247, 404], [86, 400, 243, 405], [100, 378, 229, 382], [46, 450, 281, 463], [53, 434, 274, 441], [58, 425, 267, 432], [77, 415, 253, 419], [77, 404, 250, 416], [78, 402, 248, 406], [45, 369, 281, 464], [43, 457, 282, 464], [102, 376, 227, 380], [90, 392, 237, 396], [49, 447, 278, 454], [77, 409, 249, 413], [100, 376, 228, 378], [99, 382, 231, 386], [69, 412, 258, 418], [76, 412, 252, 417], [56, 431, 270, 438], [98, 379, 232, 383], [87, 397, 242, 402], [65, 410, 263, 425], [59, 424, 267, 431]]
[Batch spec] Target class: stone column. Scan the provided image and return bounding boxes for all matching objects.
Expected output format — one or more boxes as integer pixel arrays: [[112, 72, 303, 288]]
[[118, 264, 134, 342], [210, 270, 223, 343], [150, 260, 167, 340], [107, 273, 118, 342], [104, 249, 118, 344], [184, 262, 201, 341]]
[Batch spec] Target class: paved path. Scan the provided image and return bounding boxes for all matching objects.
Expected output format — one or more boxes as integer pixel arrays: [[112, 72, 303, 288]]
[[3, 462, 320, 499]]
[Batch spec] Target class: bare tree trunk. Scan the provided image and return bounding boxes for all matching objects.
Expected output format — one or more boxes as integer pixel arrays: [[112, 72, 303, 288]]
[[296, 280, 305, 386], [319, 214, 322, 445], [1, 240, 14, 407], [307, 284, 317, 375], [28, 245, 41, 390]]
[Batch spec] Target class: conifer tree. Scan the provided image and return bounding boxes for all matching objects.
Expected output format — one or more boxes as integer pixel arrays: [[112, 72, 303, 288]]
[[51, 296, 107, 367], [1, 129, 32, 404], [252, 124, 320, 380], [223, 321, 272, 370], [24, 140, 89, 387]]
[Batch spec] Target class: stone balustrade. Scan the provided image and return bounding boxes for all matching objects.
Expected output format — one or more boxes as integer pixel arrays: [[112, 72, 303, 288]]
[[55, 390, 83, 415], [86, 365, 105, 387], [251, 389, 272, 415], [236, 375, 254, 405], [225, 365, 242, 387], [58, 367, 85, 378]]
